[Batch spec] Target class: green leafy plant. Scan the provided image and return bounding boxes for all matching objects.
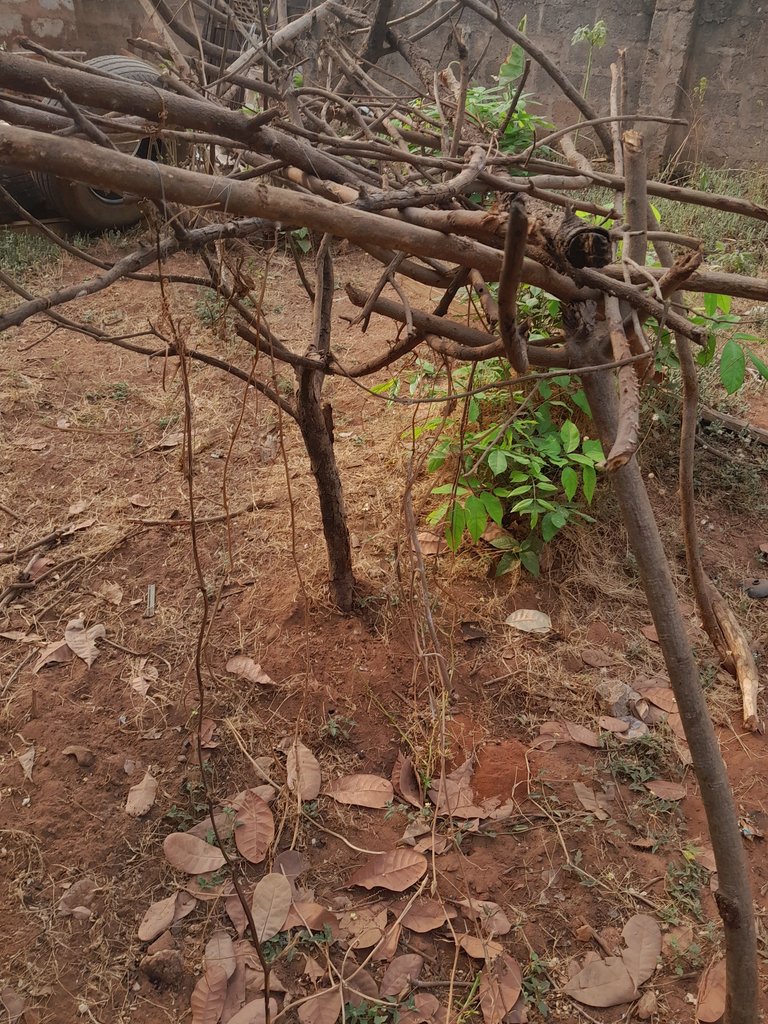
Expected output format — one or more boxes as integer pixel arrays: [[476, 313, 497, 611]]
[[422, 362, 603, 577], [0, 229, 61, 279], [522, 951, 552, 1017], [571, 20, 607, 102], [343, 999, 402, 1024], [319, 712, 356, 741], [195, 289, 228, 327], [408, 43, 552, 157]]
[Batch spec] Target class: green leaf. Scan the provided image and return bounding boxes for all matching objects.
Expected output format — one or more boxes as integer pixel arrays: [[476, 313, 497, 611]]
[[427, 502, 449, 526], [696, 332, 717, 368], [445, 503, 465, 552], [572, 390, 592, 416], [488, 449, 508, 475], [427, 454, 446, 472], [561, 466, 578, 500], [479, 491, 504, 525], [520, 549, 540, 576], [703, 292, 718, 318], [719, 339, 746, 394], [560, 420, 580, 453], [582, 439, 604, 460], [582, 464, 597, 503], [717, 294, 732, 314], [495, 551, 519, 576], [464, 495, 488, 544], [541, 512, 559, 543], [748, 351, 768, 381]]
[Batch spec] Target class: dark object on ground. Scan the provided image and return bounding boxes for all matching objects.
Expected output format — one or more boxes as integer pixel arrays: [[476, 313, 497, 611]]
[[32, 55, 167, 230], [744, 579, 768, 599]]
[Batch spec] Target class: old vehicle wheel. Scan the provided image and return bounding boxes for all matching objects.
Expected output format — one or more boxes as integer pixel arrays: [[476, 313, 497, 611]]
[[0, 164, 45, 221], [33, 55, 178, 231]]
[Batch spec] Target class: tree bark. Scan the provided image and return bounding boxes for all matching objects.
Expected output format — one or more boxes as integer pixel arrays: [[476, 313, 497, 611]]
[[568, 330, 758, 1024]]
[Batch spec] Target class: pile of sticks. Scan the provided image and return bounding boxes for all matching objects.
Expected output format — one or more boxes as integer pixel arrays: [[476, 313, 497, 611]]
[[0, 3, 766, 1013]]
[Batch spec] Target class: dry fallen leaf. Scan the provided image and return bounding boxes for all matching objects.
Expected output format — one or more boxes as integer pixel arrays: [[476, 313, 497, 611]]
[[16, 744, 35, 782], [415, 531, 446, 556], [129, 493, 152, 508], [190, 964, 228, 1024], [58, 877, 98, 918], [456, 934, 504, 960], [227, 998, 279, 1024], [250, 873, 292, 941], [0, 630, 41, 643], [234, 791, 274, 864], [25, 555, 55, 580], [204, 930, 236, 980], [138, 892, 195, 942], [642, 686, 678, 713], [125, 770, 158, 817], [62, 744, 95, 767], [63, 618, 106, 667], [371, 921, 401, 961], [297, 988, 341, 1024], [131, 659, 159, 697], [696, 958, 726, 1023], [286, 739, 322, 800], [563, 956, 636, 1008], [598, 715, 629, 733], [350, 849, 427, 892], [581, 648, 615, 668], [456, 898, 511, 936], [621, 914, 661, 988], [563, 720, 601, 748], [505, 609, 551, 634], [391, 752, 423, 808], [339, 907, 387, 950], [573, 782, 611, 821], [644, 780, 686, 801], [641, 624, 659, 643], [273, 849, 308, 882], [282, 901, 339, 937], [0, 987, 26, 1022], [479, 954, 523, 1024], [163, 832, 227, 874], [399, 993, 440, 1024], [226, 893, 250, 939], [33, 638, 73, 673], [323, 773, 394, 809], [397, 898, 455, 933], [341, 963, 378, 1007], [226, 656, 275, 687]]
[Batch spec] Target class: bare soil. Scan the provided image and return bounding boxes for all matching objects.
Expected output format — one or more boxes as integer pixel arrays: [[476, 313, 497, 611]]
[[1, 242, 766, 1023]]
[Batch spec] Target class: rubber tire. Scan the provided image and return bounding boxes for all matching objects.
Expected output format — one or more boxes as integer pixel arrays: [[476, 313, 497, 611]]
[[33, 55, 168, 231], [0, 165, 45, 221]]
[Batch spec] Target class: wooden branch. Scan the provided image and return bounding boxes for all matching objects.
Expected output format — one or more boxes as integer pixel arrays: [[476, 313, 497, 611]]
[[498, 200, 529, 372], [711, 597, 761, 732], [603, 295, 640, 470], [0, 125, 593, 302], [622, 130, 648, 266]]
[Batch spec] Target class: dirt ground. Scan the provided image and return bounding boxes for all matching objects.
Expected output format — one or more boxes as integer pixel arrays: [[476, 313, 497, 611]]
[[1, 240, 767, 1024]]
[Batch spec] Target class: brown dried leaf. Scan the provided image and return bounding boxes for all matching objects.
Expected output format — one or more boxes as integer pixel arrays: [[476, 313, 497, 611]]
[[191, 965, 228, 1024], [33, 638, 73, 673], [415, 531, 446, 556], [282, 901, 339, 938], [324, 774, 393, 809], [642, 687, 678, 713], [205, 931, 236, 980], [26, 555, 55, 580], [563, 956, 636, 1008], [138, 893, 179, 942], [350, 849, 427, 892], [227, 998, 278, 1024], [297, 989, 341, 1024], [226, 894, 249, 939], [16, 745, 35, 782], [581, 648, 615, 668], [0, 630, 41, 642], [479, 954, 523, 1024], [64, 618, 106, 667], [398, 897, 455, 933], [573, 782, 611, 821], [129, 493, 152, 508], [62, 744, 95, 767], [398, 993, 440, 1024], [250, 873, 291, 941], [273, 849, 308, 881], [621, 914, 661, 988], [185, 872, 234, 901], [286, 739, 322, 801], [392, 753, 423, 808], [371, 921, 401, 961], [644, 780, 686, 801], [341, 964, 378, 1007], [563, 721, 601, 748], [456, 898, 511, 936], [598, 716, 629, 733], [303, 955, 326, 983], [339, 907, 387, 950], [641, 624, 659, 643], [125, 770, 157, 817], [456, 934, 504, 960], [163, 832, 226, 874], [58, 877, 98, 917], [696, 958, 726, 1022], [234, 792, 274, 865], [226, 656, 275, 687]]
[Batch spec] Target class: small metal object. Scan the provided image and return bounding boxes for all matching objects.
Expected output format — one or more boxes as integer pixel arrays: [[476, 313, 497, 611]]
[[144, 584, 156, 617]]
